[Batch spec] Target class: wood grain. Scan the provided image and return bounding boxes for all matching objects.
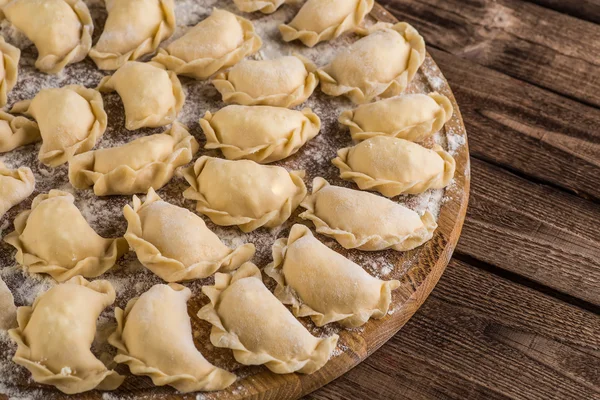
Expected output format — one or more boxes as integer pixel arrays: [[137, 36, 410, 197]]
[[378, 0, 600, 108], [458, 158, 600, 306], [307, 259, 600, 400], [427, 47, 600, 201], [524, 0, 600, 24]]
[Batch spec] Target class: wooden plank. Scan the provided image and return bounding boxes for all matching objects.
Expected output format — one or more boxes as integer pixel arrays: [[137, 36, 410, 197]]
[[308, 259, 600, 400], [524, 0, 600, 25], [429, 47, 600, 200], [457, 158, 600, 306], [379, 0, 600, 108]]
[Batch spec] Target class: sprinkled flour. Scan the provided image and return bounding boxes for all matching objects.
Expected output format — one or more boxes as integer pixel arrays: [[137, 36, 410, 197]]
[[0, 1, 465, 398]]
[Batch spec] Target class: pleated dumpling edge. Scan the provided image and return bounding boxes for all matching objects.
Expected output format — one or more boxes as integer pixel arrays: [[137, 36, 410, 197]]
[[197, 262, 339, 374]]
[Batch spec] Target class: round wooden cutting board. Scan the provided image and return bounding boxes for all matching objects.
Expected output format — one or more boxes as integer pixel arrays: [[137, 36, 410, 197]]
[[0, 2, 469, 400]]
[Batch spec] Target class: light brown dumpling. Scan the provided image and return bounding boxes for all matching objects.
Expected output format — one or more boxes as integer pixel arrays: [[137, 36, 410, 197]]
[[197, 262, 339, 374], [0, 37, 20, 106], [317, 23, 425, 104], [339, 93, 453, 142], [299, 178, 436, 251], [212, 55, 318, 108], [332, 136, 455, 197], [123, 188, 256, 282], [3, 190, 128, 282], [234, 0, 288, 14], [89, 0, 175, 70], [279, 0, 374, 47], [0, 110, 40, 153], [69, 122, 199, 196], [11, 85, 107, 167], [8, 276, 124, 394], [0, 161, 34, 220], [265, 224, 400, 328], [98, 61, 185, 130], [0, 275, 16, 330], [153, 8, 262, 80], [202, 105, 321, 163], [108, 284, 237, 392], [2, 0, 93, 73], [182, 156, 307, 233]]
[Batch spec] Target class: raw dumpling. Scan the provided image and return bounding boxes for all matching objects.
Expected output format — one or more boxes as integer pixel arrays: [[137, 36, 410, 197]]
[[109, 284, 236, 392], [339, 93, 453, 142], [3, 190, 128, 282], [198, 262, 339, 374], [11, 85, 107, 167], [152, 8, 262, 80], [332, 136, 455, 197], [0, 37, 20, 106], [299, 177, 436, 251], [0, 110, 40, 153], [2, 0, 93, 73], [280, 0, 374, 47], [8, 276, 124, 394], [182, 156, 306, 233], [0, 275, 16, 329], [265, 224, 400, 327], [212, 55, 318, 108], [123, 188, 255, 282], [89, 0, 176, 70], [202, 105, 320, 163], [234, 0, 288, 14], [69, 123, 199, 196], [317, 23, 425, 104], [0, 161, 34, 220], [98, 61, 184, 130]]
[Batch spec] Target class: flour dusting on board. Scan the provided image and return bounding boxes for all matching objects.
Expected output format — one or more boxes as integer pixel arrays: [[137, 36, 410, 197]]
[[0, 1, 465, 398]]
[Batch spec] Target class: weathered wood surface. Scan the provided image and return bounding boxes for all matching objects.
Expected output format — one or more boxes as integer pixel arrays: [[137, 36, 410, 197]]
[[379, 0, 600, 108], [433, 46, 600, 201], [525, 0, 600, 24], [310, 1, 600, 399], [377, 0, 600, 201], [458, 158, 600, 306], [307, 259, 600, 400]]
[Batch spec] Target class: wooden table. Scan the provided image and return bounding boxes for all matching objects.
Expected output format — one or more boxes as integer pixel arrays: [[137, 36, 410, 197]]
[[307, 1, 600, 399]]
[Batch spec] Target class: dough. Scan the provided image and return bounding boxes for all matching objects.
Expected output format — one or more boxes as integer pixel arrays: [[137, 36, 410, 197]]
[[234, 0, 288, 14], [97, 61, 185, 130], [182, 156, 307, 233], [123, 188, 256, 282], [299, 177, 437, 251], [0, 36, 20, 106], [11, 85, 107, 167], [265, 224, 401, 327], [0, 275, 16, 330], [0, 161, 35, 220], [332, 136, 456, 197], [109, 283, 237, 392], [339, 93, 453, 142], [3, 190, 128, 282], [280, 0, 374, 47], [317, 23, 425, 104], [89, 0, 175, 70], [202, 105, 321, 163], [0, 110, 40, 153], [1, 0, 93, 73], [69, 122, 199, 196], [8, 276, 124, 393], [212, 54, 318, 108], [153, 8, 262, 80], [197, 262, 339, 374]]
